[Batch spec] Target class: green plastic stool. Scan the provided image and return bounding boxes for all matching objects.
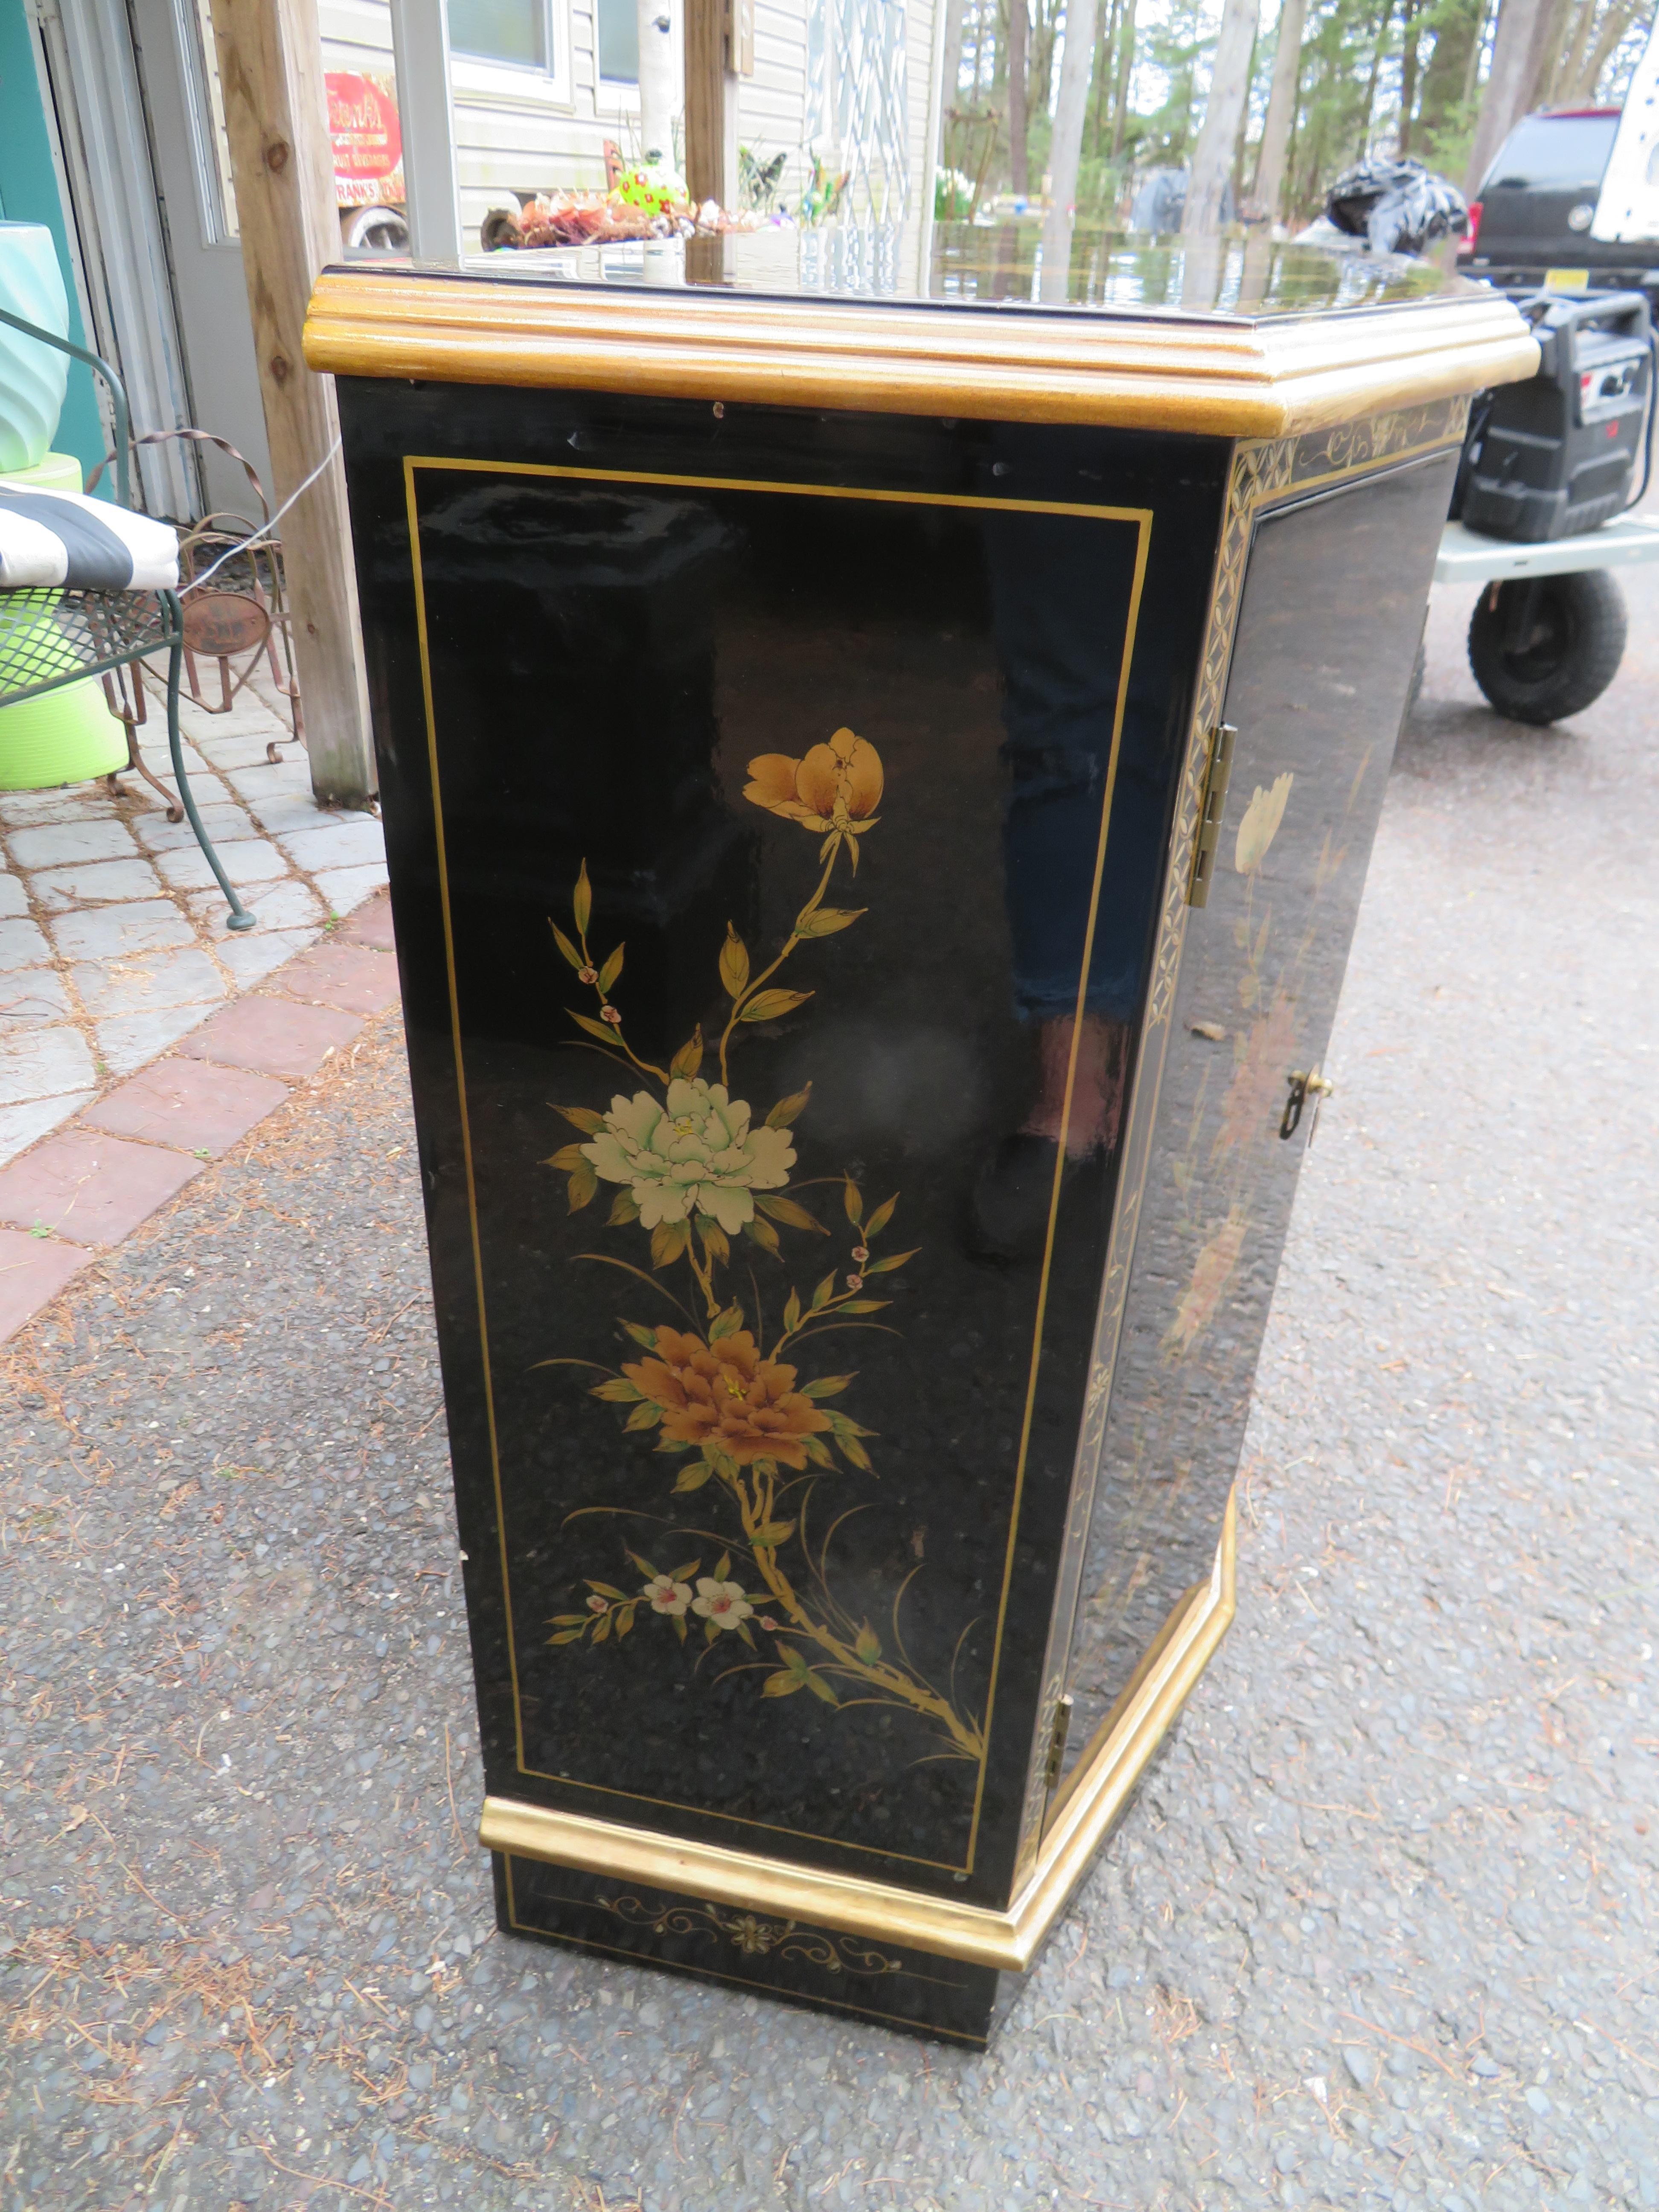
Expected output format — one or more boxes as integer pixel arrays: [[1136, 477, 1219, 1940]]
[[0, 451, 130, 789]]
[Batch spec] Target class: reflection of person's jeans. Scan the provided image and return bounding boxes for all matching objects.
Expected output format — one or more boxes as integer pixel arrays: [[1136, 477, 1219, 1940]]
[[988, 510, 1163, 1024]]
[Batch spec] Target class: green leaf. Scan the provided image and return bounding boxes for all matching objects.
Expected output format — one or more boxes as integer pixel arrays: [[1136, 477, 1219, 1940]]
[[765, 1085, 811, 1129], [810, 1271, 835, 1312], [862, 1193, 897, 1240], [591, 1610, 611, 1643], [673, 1460, 715, 1493], [800, 1374, 853, 1399], [597, 943, 625, 997], [591, 1376, 643, 1403], [673, 1614, 687, 1642], [671, 1559, 701, 1581], [607, 1189, 640, 1227], [556, 1104, 602, 1134], [709, 1304, 745, 1341], [794, 904, 864, 938], [573, 860, 592, 936], [615, 1605, 634, 1639], [855, 1623, 882, 1664], [838, 1299, 889, 1315], [626, 1551, 660, 1579], [864, 1249, 918, 1276], [755, 1193, 827, 1234], [801, 1434, 835, 1468], [835, 1432, 873, 1472], [843, 1178, 863, 1226], [740, 989, 812, 1024], [751, 1520, 794, 1548], [719, 924, 750, 999], [704, 1618, 720, 1645], [570, 1011, 620, 1047], [762, 1670, 806, 1697], [827, 1411, 876, 1438], [736, 1620, 754, 1648], [546, 1142, 588, 1172], [669, 1027, 704, 1080], [709, 1449, 739, 1483], [744, 1215, 781, 1258], [783, 1289, 802, 1333], [548, 1629, 585, 1645], [715, 1552, 731, 1581], [586, 1580, 628, 1599], [651, 1219, 691, 1269], [623, 1402, 662, 1432], [567, 1161, 598, 1212], [549, 1613, 589, 1626], [622, 1321, 658, 1349], [696, 1216, 731, 1266], [805, 1671, 840, 1706], [550, 922, 585, 971]]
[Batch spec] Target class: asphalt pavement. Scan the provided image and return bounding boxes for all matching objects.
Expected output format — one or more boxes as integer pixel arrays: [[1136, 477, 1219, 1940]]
[[1, 553, 1655, 2212]]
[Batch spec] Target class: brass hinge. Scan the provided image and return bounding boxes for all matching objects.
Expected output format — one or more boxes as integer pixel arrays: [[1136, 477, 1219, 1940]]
[[1186, 722, 1237, 908], [1042, 1694, 1074, 1793]]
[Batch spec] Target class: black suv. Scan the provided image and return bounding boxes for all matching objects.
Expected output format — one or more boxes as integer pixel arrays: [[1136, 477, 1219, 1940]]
[[1458, 107, 1659, 309]]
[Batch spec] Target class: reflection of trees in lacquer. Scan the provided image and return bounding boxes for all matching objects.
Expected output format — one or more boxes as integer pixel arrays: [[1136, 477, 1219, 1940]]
[[541, 729, 985, 1765]]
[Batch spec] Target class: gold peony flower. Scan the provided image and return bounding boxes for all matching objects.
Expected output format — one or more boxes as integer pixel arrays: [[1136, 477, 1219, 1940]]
[[580, 1077, 795, 1233], [623, 1326, 832, 1469], [744, 728, 882, 859]]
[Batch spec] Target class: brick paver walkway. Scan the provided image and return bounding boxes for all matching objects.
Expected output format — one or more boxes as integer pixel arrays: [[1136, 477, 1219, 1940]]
[[0, 894, 396, 1344]]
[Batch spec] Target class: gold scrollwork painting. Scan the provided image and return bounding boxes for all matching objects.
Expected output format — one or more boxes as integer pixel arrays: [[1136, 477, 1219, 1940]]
[[538, 728, 984, 1766], [593, 1895, 908, 1978]]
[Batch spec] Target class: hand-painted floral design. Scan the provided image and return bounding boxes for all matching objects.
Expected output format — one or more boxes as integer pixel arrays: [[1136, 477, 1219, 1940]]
[[1163, 1205, 1248, 1359], [744, 727, 883, 870], [1233, 771, 1293, 876], [541, 728, 984, 1763], [581, 1079, 795, 1233], [641, 1573, 692, 1615], [624, 1326, 831, 1468], [692, 1578, 754, 1630]]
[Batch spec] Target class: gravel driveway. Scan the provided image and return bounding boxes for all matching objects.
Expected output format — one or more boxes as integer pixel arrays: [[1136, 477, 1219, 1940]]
[[1, 555, 1654, 2212]]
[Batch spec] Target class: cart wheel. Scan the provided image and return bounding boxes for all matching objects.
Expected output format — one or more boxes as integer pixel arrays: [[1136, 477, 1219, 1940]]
[[1467, 569, 1627, 725], [1405, 637, 1426, 720]]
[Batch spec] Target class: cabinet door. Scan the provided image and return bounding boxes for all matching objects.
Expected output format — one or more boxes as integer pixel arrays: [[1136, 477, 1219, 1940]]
[[1055, 448, 1456, 1781]]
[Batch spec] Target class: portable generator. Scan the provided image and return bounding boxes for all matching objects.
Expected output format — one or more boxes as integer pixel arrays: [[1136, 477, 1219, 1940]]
[[1454, 290, 1656, 542]]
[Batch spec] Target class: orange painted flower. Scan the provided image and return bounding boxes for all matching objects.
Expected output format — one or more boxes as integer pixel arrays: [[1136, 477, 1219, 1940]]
[[623, 1326, 832, 1470], [745, 728, 883, 844]]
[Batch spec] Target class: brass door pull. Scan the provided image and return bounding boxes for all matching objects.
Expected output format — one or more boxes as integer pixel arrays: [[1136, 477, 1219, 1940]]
[[1281, 1068, 1334, 1141]]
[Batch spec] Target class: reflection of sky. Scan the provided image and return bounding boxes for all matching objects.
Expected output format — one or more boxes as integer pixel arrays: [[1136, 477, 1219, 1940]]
[[928, 223, 1454, 314]]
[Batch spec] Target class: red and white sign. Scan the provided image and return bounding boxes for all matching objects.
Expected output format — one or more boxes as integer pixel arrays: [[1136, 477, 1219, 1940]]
[[327, 72, 404, 207]]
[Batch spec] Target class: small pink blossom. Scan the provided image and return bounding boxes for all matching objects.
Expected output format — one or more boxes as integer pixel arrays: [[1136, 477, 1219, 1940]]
[[845, 1272, 864, 1292], [760, 1616, 780, 1633], [586, 1594, 609, 1613], [851, 1245, 869, 1263], [578, 965, 598, 985], [600, 1005, 623, 1026]]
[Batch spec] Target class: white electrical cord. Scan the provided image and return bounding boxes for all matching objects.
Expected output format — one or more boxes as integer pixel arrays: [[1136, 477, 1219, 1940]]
[[179, 434, 344, 595]]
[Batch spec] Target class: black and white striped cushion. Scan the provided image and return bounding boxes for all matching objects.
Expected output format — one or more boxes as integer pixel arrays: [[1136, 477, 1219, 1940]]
[[0, 488, 179, 592]]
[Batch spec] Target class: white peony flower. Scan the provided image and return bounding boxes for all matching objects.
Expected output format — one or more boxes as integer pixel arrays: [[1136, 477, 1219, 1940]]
[[690, 1578, 753, 1631], [580, 1077, 795, 1233]]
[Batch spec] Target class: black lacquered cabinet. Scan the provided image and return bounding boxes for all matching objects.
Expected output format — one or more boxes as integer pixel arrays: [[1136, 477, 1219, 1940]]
[[309, 240, 1532, 2044]]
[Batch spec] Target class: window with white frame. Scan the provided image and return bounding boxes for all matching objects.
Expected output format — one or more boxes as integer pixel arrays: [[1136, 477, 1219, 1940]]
[[449, 0, 549, 69], [596, 0, 638, 82]]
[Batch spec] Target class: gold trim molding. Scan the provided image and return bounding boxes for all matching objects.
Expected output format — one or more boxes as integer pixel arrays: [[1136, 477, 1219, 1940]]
[[306, 267, 1536, 436], [481, 1491, 1235, 1975]]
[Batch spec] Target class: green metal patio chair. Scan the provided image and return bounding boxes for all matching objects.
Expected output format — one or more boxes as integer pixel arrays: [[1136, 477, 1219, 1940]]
[[0, 303, 254, 930]]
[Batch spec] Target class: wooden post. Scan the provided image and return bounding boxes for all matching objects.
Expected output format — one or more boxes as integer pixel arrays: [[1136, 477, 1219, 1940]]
[[208, 0, 376, 806], [684, 0, 736, 281]]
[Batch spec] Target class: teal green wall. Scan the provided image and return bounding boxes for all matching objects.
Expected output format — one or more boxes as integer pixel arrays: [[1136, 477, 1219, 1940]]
[[0, 0, 110, 496]]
